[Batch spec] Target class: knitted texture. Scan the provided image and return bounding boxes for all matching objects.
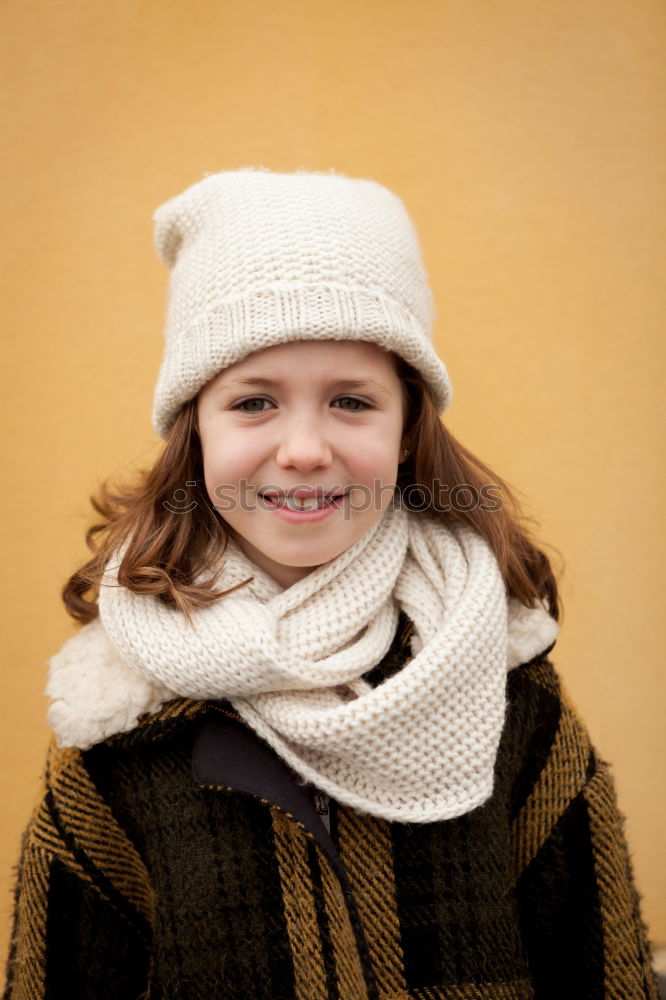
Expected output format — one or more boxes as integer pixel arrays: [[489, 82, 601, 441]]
[[85, 505, 556, 823], [5, 638, 659, 999], [150, 167, 452, 438]]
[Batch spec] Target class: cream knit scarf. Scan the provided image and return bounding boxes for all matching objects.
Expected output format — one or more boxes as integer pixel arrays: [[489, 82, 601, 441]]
[[47, 505, 559, 823]]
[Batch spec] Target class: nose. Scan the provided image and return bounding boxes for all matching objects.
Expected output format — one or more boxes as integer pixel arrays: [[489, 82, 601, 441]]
[[275, 417, 333, 471]]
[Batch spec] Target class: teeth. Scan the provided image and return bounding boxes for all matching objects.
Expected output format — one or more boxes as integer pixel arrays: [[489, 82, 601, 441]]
[[286, 496, 321, 511], [263, 494, 341, 510]]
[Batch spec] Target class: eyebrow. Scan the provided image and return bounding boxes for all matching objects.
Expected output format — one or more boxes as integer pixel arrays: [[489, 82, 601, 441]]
[[215, 376, 391, 395]]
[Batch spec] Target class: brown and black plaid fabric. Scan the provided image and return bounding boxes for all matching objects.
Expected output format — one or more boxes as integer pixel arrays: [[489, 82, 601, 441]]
[[4, 618, 659, 999]]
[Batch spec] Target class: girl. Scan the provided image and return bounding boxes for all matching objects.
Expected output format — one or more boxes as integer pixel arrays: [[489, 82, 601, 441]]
[[4, 168, 658, 999]]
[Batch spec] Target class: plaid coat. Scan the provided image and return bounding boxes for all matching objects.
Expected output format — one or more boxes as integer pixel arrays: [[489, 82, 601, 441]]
[[4, 613, 659, 999]]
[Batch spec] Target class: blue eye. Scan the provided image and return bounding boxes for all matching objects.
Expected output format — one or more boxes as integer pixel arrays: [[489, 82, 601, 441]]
[[235, 397, 273, 412], [334, 397, 369, 411]]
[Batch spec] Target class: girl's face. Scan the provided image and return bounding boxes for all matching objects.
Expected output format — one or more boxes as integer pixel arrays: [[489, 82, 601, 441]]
[[197, 339, 408, 588]]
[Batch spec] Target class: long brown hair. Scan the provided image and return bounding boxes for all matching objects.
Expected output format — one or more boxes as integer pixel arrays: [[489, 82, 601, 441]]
[[62, 357, 562, 626]]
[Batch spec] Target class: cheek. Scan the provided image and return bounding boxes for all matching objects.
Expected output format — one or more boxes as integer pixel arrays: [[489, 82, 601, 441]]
[[346, 433, 401, 477], [346, 450, 400, 517], [201, 434, 264, 481]]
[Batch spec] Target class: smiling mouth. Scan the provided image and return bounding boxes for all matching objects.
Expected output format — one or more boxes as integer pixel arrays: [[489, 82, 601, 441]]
[[260, 492, 345, 511]]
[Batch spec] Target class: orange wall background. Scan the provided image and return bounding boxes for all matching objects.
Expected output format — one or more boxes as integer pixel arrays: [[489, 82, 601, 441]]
[[1, 0, 664, 971]]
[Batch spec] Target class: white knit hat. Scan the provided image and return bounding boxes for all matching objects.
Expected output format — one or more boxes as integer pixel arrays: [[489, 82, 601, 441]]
[[151, 167, 452, 438]]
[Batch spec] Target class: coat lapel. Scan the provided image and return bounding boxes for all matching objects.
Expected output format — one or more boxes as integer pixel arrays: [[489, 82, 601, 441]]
[[191, 708, 379, 998], [192, 709, 338, 861]]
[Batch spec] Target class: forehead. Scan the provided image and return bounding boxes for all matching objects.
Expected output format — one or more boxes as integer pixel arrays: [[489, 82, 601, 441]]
[[209, 339, 400, 386]]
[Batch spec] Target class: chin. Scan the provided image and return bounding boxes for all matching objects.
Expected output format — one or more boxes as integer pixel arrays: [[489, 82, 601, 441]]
[[272, 546, 343, 568]]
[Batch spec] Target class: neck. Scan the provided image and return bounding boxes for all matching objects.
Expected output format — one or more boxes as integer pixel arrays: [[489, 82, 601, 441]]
[[229, 532, 319, 590]]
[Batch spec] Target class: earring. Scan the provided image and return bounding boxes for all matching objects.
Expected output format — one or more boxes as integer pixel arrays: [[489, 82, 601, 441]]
[[403, 448, 412, 458]]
